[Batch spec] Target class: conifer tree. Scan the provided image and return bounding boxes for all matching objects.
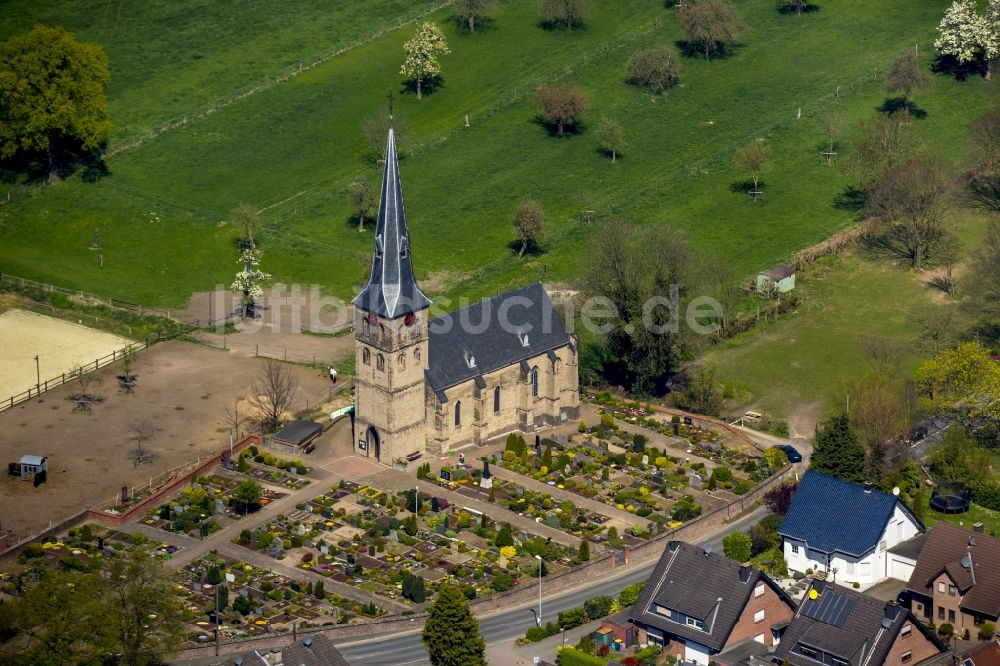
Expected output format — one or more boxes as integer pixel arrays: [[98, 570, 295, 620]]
[[810, 415, 867, 483], [421, 584, 486, 666]]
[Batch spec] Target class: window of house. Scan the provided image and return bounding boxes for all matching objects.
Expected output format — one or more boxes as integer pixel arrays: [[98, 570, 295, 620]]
[[845, 562, 856, 575], [376, 354, 384, 371], [791, 544, 799, 555], [754, 610, 765, 623], [948, 585, 956, 596], [494, 386, 501, 413], [901, 623, 912, 636], [531, 366, 539, 397], [754, 584, 764, 598], [685, 617, 703, 630], [362, 348, 371, 365], [455, 401, 461, 427], [797, 645, 818, 659], [832, 658, 849, 666], [901, 652, 912, 664], [938, 606, 945, 620], [938, 582, 946, 593], [754, 634, 765, 644], [949, 609, 956, 623]]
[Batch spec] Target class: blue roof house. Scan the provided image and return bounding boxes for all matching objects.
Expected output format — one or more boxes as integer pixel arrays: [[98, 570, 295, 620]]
[[778, 471, 924, 589]]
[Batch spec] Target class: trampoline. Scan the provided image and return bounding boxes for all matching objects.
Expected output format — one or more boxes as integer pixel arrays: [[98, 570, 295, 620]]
[[930, 487, 970, 515]]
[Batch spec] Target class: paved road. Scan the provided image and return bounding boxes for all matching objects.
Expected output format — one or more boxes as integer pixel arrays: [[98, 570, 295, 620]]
[[338, 507, 767, 666]]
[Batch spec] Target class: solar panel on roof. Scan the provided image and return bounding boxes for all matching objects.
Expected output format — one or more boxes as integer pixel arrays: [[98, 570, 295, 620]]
[[800, 590, 855, 627]]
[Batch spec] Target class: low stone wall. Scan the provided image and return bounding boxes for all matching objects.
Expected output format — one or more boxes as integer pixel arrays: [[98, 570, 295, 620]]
[[86, 435, 260, 527], [0, 509, 89, 561]]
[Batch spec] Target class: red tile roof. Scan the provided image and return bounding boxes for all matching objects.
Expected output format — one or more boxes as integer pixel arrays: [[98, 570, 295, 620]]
[[907, 522, 1000, 617]]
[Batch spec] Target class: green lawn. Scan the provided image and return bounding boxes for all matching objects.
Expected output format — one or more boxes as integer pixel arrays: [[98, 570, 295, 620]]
[[0, 0, 995, 309], [926, 503, 1000, 538], [701, 253, 937, 419]]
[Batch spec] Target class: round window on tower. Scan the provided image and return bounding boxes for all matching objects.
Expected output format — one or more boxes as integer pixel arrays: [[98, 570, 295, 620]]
[[405, 313, 415, 326]]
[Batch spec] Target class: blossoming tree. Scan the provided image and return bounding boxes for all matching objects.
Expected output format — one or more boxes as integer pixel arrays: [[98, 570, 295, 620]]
[[934, 0, 1000, 79], [231, 243, 269, 318], [400, 22, 450, 100]]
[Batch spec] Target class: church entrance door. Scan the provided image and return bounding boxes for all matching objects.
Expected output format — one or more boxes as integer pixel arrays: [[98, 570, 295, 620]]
[[367, 426, 381, 462]]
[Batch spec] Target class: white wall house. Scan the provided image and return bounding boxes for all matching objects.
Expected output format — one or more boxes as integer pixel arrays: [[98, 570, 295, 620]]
[[779, 472, 924, 589]]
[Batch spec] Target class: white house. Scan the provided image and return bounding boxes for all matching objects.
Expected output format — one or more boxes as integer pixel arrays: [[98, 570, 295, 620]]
[[778, 471, 924, 588]]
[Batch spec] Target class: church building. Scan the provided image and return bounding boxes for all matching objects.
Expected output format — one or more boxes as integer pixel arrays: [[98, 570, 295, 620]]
[[352, 128, 579, 464]]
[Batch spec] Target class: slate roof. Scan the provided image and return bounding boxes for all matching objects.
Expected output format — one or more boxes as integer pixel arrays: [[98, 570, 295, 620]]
[[425, 282, 571, 395], [778, 471, 923, 557], [772, 580, 944, 666], [628, 541, 794, 652], [888, 532, 928, 561], [229, 633, 350, 666], [762, 264, 795, 281], [906, 522, 1000, 617], [352, 127, 431, 319], [272, 419, 323, 446]]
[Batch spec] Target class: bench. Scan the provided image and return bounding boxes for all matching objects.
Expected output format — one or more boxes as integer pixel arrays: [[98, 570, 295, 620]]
[[405, 451, 422, 462]]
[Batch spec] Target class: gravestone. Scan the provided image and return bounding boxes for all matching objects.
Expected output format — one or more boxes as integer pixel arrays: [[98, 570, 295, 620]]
[[436, 524, 447, 536], [642, 455, 649, 466], [320, 543, 331, 553], [564, 464, 572, 475], [689, 473, 703, 491], [215, 499, 226, 515], [239, 588, 249, 597], [268, 540, 284, 557], [226, 573, 236, 583], [321, 509, 333, 519], [518, 529, 529, 542], [545, 515, 561, 528], [290, 466, 297, 475], [440, 470, 452, 482], [514, 486, 524, 496], [480, 460, 493, 490], [193, 582, 202, 593], [173, 504, 184, 515], [386, 532, 398, 544], [297, 524, 307, 536]]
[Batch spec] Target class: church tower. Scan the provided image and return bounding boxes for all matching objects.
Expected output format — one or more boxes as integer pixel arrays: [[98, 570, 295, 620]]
[[352, 127, 431, 464]]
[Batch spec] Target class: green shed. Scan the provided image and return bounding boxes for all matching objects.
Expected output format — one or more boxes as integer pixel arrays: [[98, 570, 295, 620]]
[[756, 264, 796, 295]]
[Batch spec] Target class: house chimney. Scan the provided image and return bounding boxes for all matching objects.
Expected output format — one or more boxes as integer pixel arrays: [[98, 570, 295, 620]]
[[739, 565, 752, 583], [269, 647, 283, 666], [863, 481, 873, 494], [884, 602, 899, 621], [974, 523, 985, 534]]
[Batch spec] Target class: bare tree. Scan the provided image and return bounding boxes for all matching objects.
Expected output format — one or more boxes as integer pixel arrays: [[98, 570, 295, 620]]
[[863, 155, 953, 268], [597, 117, 624, 162], [539, 0, 586, 30], [72, 364, 98, 400], [914, 302, 960, 354], [232, 203, 260, 250], [733, 139, 770, 200], [535, 84, 587, 136], [850, 373, 910, 482], [224, 399, 244, 438], [626, 46, 681, 93], [250, 360, 299, 433], [844, 113, 917, 191], [820, 110, 844, 164], [454, 0, 495, 32], [349, 176, 378, 232], [130, 419, 158, 459], [883, 49, 932, 113], [778, 0, 814, 15], [361, 109, 409, 164], [512, 200, 544, 257], [964, 220, 1000, 322], [965, 107, 1000, 212], [678, 0, 744, 60]]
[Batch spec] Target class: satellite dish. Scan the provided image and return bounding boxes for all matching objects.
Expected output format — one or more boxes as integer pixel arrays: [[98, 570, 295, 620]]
[[809, 589, 819, 600], [892, 487, 900, 496]]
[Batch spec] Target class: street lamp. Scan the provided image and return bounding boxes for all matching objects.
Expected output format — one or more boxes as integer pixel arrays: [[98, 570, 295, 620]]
[[199, 513, 207, 541], [561, 626, 566, 647], [535, 555, 543, 627], [34, 355, 39, 394]]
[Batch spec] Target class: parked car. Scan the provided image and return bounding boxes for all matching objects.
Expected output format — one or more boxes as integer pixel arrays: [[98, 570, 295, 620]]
[[778, 444, 802, 463]]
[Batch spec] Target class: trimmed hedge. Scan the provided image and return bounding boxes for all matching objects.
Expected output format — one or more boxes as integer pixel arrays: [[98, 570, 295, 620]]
[[557, 647, 607, 666], [969, 480, 1000, 511]]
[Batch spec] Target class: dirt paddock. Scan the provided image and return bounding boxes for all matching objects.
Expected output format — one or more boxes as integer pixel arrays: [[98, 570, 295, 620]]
[[0, 339, 333, 540], [0, 308, 131, 398]]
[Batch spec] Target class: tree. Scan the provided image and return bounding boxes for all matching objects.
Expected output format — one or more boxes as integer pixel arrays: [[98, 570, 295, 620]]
[[401, 23, 450, 100], [678, 0, 744, 60], [421, 583, 486, 666], [733, 139, 770, 200], [934, 0, 999, 79], [722, 531, 753, 562], [850, 374, 910, 482], [618, 582, 646, 607], [231, 242, 270, 317], [454, 0, 495, 32], [0, 25, 110, 182], [778, 0, 814, 16], [820, 110, 845, 164], [539, 0, 587, 30], [349, 176, 378, 232], [626, 46, 681, 93], [578, 539, 591, 562], [402, 571, 427, 603], [71, 364, 98, 400], [916, 341, 1000, 425], [129, 419, 157, 456], [762, 481, 798, 515], [234, 479, 263, 515], [232, 203, 260, 250], [314, 580, 325, 600], [965, 108, 1000, 212], [683, 364, 725, 416], [597, 117, 624, 162], [965, 221, 1000, 323], [927, 428, 991, 486], [249, 360, 299, 433], [535, 84, 587, 136], [811, 415, 867, 483], [844, 113, 917, 192], [361, 109, 409, 164], [884, 50, 932, 113], [512, 200, 544, 257], [863, 155, 953, 268], [495, 522, 514, 547], [106, 551, 185, 666]]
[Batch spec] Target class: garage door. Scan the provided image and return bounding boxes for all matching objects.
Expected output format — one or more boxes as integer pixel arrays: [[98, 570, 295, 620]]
[[684, 640, 711, 665], [889, 554, 915, 581]]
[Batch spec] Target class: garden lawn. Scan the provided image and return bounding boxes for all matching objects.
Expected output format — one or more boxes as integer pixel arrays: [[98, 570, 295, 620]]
[[925, 503, 1000, 539], [700, 253, 934, 419], [0, 0, 995, 307]]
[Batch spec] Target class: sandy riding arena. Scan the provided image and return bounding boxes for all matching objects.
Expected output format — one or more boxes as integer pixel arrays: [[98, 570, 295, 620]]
[[0, 309, 131, 399]]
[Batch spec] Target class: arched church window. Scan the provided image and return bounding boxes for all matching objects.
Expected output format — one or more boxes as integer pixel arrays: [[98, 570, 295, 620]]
[[531, 366, 539, 397], [494, 386, 501, 413], [363, 348, 371, 365], [362, 318, 370, 336], [379, 324, 386, 340], [414, 347, 421, 363], [398, 353, 406, 370], [455, 401, 462, 427], [376, 354, 384, 371]]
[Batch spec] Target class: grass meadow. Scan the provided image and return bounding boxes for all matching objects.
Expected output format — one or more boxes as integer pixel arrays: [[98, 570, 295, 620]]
[[0, 0, 995, 310]]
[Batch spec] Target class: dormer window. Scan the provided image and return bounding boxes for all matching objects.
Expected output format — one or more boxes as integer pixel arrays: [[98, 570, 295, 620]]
[[685, 617, 704, 630]]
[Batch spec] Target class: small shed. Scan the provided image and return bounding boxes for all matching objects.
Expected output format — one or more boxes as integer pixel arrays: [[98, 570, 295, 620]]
[[756, 264, 796, 295], [269, 420, 323, 455], [18, 455, 48, 479]]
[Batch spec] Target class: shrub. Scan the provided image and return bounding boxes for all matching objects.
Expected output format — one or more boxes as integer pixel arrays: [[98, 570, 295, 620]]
[[578, 421, 587, 433], [558, 606, 588, 629], [584, 595, 614, 620], [723, 532, 753, 562], [492, 571, 515, 592], [938, 623, 954, 639], [619, 582, 646, 607], [969, 479, 1000, 511], [557, 647, 606, 666], [980, 622, 996, 640], [524, 622, 559, 642], [852, 581, 860, 589]]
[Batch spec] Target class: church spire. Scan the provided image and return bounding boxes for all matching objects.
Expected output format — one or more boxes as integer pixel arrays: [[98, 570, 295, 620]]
[[352, 126, 431, 319]]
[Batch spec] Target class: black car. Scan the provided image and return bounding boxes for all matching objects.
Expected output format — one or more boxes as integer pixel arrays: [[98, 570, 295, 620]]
[[778, 444, 802, 463]]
